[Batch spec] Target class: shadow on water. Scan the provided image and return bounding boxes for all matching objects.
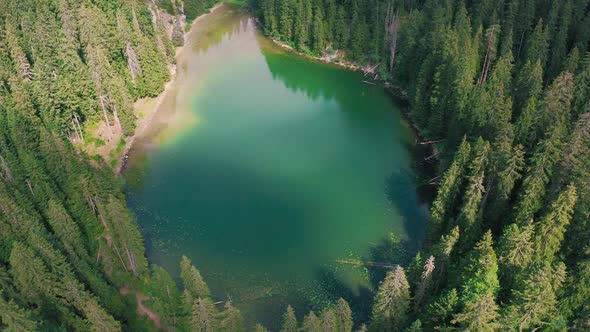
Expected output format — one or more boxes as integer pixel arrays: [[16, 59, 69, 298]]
[[260, 39, 392, 117], [307, 131, 435, 328], [313, 267, 375, 327]]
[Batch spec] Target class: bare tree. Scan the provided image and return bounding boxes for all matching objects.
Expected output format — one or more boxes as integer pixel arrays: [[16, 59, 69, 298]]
[[478, 25, 498, 85], [385, 2, 400, 74]]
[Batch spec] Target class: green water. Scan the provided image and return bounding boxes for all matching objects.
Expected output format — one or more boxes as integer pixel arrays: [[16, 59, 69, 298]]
[[123, 4, 428, 328]]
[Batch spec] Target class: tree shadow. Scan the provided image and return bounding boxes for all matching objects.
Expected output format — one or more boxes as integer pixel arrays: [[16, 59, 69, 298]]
[[313, 266, 376, 328]]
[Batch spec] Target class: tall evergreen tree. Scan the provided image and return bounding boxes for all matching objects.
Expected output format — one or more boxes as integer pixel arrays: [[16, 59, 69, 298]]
[[281, 305, 298, 332], [371, 265, 410, 331]]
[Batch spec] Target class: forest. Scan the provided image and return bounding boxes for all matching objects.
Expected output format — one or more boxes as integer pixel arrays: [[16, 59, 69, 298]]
[[0, 0, 589, 331], [254, 0, 590, 330]]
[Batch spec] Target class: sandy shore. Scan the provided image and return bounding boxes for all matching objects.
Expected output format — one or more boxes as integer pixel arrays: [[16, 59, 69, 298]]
[[116, 2, 225, 174]]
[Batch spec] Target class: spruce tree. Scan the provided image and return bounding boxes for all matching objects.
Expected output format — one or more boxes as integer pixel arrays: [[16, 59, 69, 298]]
[[371, 265, 410, 331], [428, 137, 471, 240], [506, 262, 566, 331], [180, 255, 210, 304], [281, 305, 298, 332], [220, 301, 244, 332], [534, 184, 577, 260], [457, 231, 499, 306], [454, 138, 490, 246], [451, 291, 500, 331], [321, 308, 338, 332], [0, 295, 38, 331], [189, 297, 217, 332], [302, 311, 322, 332], [334, 298, 353, 332]]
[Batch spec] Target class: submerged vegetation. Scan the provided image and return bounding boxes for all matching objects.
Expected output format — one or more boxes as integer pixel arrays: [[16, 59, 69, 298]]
[[0, 0, 589, 331]]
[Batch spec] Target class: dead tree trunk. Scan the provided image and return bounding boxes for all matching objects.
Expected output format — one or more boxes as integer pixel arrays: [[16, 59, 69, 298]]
[[125, 246, 138, 275], [125, 43, 142, 82], [97, 207, 129, 272], [478, 25, 497, 85], [0, 154, 14, 183], [99, 95, 114, 139], [72, 113, 85, 143], [111, 102, 123, 133], [25, 179, 34, 195], [385, 3, 400, 74]]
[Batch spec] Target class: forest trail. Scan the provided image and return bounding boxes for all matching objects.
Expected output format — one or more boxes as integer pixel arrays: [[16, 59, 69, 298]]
[[120, 286, 165, 330]]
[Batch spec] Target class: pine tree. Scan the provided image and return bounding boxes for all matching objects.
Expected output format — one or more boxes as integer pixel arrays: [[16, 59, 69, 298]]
[[321, 308, 338, 332], [281, 305, 298, 332], [572, 53, 590, 118], [513, 60, 543, 120], [431, 226, 460, 289], [451, 291, 500, 331], [302, 311, 322, 332], [524, 19, 549, 65], [454, 138, 490, 246], [428, 137, 471, 239], [0, 295, 38, 331], [293, 0, 307, 50], [423, 288, 459, 330], [371, 265, 410, 331], [536, 71, 575, 139], [180, 255, 210, 304], [278, 0, 294, 41], [534, 184, 577, 260], [446, 232, 500, 331], [220, 301, 244, 332], [262, 0, 278, 37], [458, 231, 499, 305], [332, 6, 347, 50], [548, 0, 573, 79], [334, 298, 353, 332], [311, 3, 326, 55], [498, 222, 535, 285], [506, 262, 566, 331], [189, 297, 217, 332], [513, 128, 566, 226], [254, 324, 269, 332]]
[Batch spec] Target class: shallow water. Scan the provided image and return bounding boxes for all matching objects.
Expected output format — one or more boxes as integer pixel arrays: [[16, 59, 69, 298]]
[[124, 4, 428, 328]]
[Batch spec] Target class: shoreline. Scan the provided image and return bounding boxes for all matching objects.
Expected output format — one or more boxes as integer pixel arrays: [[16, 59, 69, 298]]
[[115, 2, 225, 174], [269, 37, 440, 160], [117, 2, 438, 174]]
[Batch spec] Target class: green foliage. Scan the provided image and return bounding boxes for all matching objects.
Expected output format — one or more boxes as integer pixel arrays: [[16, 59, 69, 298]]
[[189, 297, 217, 331], [428, 137, 471, 239], [219, 301, 244, 332], [1, 0, 590, 330], [281, 305, 298, 332], [184, 0, 217, 22], [302, 311, 322, 332], [180, 255, 210, 304], [371, 265, 410, 331]]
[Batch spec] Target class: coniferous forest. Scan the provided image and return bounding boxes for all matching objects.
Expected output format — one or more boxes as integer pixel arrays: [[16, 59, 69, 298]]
[[1, 0, 590, 331]]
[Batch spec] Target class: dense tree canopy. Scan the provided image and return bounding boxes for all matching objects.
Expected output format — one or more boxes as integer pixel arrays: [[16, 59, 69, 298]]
[[253, 0, 590, 329], [1, 0, 590, 330]]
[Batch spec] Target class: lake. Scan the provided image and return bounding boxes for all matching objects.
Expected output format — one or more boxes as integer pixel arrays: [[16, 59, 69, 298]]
[[123, 3, 428, 329]]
